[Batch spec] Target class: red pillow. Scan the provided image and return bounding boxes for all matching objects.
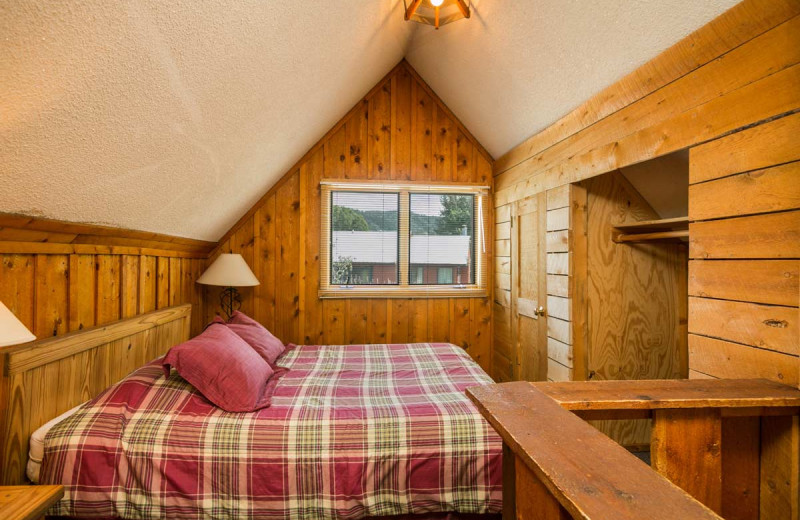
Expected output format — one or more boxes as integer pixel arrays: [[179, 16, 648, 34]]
[[162, 323, 276, 412], [224, 311, 286, 365]]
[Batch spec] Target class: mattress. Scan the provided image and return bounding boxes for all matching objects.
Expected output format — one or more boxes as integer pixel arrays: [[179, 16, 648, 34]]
[[40, 343, 503, 519], [27, 402, 85, 483]]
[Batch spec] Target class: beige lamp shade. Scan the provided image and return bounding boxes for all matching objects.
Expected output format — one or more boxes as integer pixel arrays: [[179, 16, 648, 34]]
[[0, 301, 36, 347], [197, 254, 260, 287]]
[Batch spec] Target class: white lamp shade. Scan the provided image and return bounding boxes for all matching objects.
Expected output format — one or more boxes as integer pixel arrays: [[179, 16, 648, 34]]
[[196, 254, 260, 287], [0, 301, 36, 348]]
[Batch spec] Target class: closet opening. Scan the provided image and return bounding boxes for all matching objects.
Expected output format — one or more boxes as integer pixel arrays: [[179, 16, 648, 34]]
[[573, 149, 690, 449]]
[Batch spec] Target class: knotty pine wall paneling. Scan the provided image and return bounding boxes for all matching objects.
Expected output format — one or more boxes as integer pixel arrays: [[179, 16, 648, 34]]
[[206, 61, 494, 372], [0, 253, 207, 339], [0, 219, 211, 341]]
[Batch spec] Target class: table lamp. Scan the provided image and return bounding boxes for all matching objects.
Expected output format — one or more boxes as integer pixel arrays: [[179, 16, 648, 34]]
[[0, 301, 36, 347], [196, 253, 260, 319]]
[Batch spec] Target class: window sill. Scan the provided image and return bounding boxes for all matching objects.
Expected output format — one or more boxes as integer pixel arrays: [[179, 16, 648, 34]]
[[319, 287, 488, 299]]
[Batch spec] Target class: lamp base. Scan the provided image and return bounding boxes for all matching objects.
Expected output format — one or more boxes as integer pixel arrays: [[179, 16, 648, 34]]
[[220, 287, 242, 320]]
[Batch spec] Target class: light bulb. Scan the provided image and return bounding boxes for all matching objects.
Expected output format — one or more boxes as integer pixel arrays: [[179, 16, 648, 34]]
[[430, 0, 444, 6]]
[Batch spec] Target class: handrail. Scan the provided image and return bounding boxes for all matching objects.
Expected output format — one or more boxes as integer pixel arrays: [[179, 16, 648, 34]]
[[467, 382, 722, 519], [467, 379, 800, 519], [534, 378, 800, 409], [534, 378, 800, 420]]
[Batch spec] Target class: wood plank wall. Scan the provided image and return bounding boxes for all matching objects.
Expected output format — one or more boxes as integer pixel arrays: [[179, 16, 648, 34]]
[[687, 113, 800, 385], [544, 184, 584, 383], [685, 111, 800, 519], [205, 61, 495, 373], [491, 205, 513, 381], [490, 0, 800, 383], [0, 216, 211, 340]]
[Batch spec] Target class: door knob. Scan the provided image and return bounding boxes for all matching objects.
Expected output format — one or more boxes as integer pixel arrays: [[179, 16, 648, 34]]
[[536, 306, 546, 317]]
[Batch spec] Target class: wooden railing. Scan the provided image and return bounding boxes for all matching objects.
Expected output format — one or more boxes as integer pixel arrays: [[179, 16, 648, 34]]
[[467, 379, 800, 520]]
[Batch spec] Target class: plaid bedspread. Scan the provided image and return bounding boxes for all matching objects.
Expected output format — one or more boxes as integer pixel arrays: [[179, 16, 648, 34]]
[[41, 343, 503, 519]]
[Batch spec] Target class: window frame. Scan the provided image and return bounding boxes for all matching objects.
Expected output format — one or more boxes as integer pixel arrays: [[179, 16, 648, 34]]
[[320, 181, 489, 299]]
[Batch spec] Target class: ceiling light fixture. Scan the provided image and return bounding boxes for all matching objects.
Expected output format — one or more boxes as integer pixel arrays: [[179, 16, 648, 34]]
[[404, 0, 471, 30]]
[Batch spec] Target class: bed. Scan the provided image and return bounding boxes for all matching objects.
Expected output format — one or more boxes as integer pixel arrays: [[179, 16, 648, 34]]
[[28, 319, 502, 519]]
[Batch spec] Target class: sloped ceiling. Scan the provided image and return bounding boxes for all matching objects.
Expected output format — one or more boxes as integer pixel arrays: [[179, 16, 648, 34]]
[[0, 0, 413, 241], [405, 0, 740, 159], [1, 0, 738, 241]]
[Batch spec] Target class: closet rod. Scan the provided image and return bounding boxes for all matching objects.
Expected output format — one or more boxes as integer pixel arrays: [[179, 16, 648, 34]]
[[613, 229, 689, 243]]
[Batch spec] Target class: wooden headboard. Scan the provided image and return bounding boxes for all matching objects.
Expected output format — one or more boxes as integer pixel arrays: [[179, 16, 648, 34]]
[[0, 304, 191, 485]]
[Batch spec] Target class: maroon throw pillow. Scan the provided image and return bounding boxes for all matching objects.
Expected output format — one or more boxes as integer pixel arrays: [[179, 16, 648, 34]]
[[225, 311, 286, 365], [162, 323, 275, 412]]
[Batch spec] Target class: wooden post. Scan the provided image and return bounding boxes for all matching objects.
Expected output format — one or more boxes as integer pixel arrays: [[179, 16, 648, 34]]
[[515, 457, 570, 520], [503, 444, 516, 520], [760, 415, 800, 520], [651, 408, 723, 514], [721, 416, 761, 520]]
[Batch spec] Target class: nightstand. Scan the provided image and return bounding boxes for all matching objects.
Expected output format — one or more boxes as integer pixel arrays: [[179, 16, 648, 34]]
[[0, 485, 64, 520]]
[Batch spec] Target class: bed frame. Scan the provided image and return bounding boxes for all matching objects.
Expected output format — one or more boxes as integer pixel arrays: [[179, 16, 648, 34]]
[[0, 304, 191, 485]]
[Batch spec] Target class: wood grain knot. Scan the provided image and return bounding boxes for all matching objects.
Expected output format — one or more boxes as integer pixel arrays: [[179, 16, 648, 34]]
[[763, 319, 788, 328], [614, 489, 635, 502]]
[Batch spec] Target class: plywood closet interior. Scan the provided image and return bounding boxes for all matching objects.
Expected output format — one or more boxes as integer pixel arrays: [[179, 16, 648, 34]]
[[576, 152, 689, 385]]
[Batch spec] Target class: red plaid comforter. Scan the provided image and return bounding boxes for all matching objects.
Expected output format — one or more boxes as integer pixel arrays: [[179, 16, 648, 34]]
[[41, 343, 503, 519]]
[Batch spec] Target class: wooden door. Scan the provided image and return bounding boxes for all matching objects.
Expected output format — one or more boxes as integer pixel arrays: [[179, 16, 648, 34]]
[[511, 194, 548, 381]]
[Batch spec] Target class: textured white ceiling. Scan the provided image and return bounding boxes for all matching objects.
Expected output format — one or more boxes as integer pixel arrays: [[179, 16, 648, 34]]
[[406, 0, 741, 159], [0, 0, 413, 240], [1, 0, 739, 240]]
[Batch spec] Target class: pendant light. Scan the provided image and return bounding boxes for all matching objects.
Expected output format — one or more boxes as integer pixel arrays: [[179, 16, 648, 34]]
[[404, 0, 471, 30]]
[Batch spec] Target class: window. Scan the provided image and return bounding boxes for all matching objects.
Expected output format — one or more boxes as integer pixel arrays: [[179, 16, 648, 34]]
[[320, 182, 488, 298], [409, 193, 474, 286], [330, 192, 398, 285]]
